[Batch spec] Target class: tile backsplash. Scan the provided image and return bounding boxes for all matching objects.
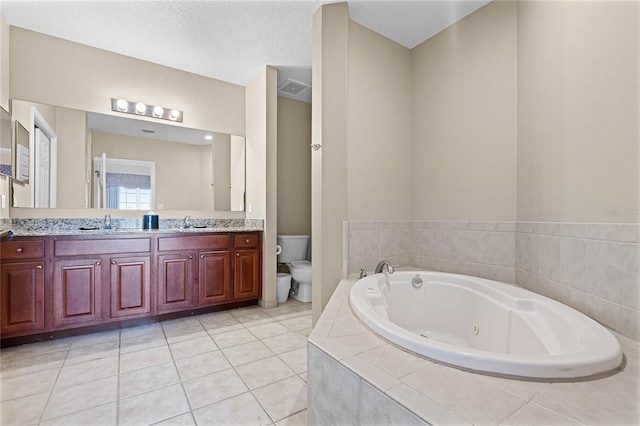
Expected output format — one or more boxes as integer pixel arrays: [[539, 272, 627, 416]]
[[344, 220, 640, 341]]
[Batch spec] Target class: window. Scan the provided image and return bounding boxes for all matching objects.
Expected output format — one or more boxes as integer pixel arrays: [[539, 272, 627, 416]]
[[118, 186, 152, 210]]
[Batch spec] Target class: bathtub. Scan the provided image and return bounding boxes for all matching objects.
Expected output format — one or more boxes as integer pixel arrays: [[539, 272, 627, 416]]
[[349, 271, 623, 380]]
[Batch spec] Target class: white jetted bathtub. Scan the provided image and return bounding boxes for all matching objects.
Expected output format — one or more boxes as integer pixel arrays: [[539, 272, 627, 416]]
[[349, 271, 623, 379]]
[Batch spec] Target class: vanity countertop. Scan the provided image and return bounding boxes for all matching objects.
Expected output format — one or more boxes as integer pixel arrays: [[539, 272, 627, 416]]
[[7, 226, 262, 237]]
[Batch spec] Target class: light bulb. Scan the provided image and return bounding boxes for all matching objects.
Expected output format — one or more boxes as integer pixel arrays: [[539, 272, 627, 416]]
[[169, 109, 180, 120], [205, 134, 213, 140], [152, 105, 164, 117], [116, 99, 128, 111], [135, 103, 147, 114]]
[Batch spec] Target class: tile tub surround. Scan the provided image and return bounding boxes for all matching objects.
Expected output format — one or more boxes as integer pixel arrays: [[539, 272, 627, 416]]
[[0, 299, 310, 426], [344, 220, 639, 340], [307, 278, 640, 426]]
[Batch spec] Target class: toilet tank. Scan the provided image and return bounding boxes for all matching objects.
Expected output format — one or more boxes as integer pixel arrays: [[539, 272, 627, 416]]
[[277, 235, 310, 263]]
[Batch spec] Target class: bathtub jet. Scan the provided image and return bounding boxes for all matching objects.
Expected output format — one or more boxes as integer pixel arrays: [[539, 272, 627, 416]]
[[349, 271, 623, 380]]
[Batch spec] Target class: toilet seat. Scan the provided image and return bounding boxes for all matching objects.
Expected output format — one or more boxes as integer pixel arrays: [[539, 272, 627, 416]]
[[289, 260, 311, 269]]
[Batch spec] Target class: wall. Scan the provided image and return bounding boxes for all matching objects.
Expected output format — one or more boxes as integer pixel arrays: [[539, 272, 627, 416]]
[[311, 3, 350, 323], [347, 22, 412, 221], [411, 0, 517, 221], [10, 27, 245, 136], [92, 132, 210, 210], [246, 66, 278, 308], [277, 96, 311, 236], [55, 107, 87, 208], [0, 13, 8, 110], [213, 133, 231, 211]]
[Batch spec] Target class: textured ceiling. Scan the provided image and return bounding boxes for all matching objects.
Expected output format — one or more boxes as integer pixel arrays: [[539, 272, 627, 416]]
[[0, 0, 490, 103]]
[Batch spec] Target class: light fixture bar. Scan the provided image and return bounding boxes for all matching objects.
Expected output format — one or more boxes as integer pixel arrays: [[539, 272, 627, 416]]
[[111, 98, 183, 122]]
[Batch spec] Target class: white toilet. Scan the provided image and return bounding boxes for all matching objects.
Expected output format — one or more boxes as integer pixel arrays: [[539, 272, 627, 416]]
[[276, 235, 312, 303]]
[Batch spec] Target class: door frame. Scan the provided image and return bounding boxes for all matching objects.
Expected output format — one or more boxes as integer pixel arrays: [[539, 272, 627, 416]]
[[30, 106, 57, 208]]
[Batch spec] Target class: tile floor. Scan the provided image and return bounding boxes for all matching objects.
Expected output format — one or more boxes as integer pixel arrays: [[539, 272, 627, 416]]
[[0, 299, 311, 426]]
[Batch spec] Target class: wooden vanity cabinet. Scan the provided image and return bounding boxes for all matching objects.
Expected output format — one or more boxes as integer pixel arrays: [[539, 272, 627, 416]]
[[157, 252, 194, 313], [0, 238, 46, 335], [233, 234, 262, 301], [52, 257, 102, 327]]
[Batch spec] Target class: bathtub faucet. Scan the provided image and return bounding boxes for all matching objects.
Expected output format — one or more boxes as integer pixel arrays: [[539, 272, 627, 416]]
[[375, 260, 395, 275]]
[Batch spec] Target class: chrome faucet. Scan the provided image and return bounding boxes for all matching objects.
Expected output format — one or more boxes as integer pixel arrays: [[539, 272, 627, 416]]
[[183, 215, 191, 228], [104, 214, 112, 230], [375, 260, 395, 274]]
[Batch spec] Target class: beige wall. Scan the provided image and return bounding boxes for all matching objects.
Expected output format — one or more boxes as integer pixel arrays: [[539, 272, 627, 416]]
[[411, 1, 518, 221], [92, 132, 209, 210], [10, 28, 245, 136], [0, 13, 9, 111], [348, 22, 412, 221], [311, 3, 350, 322], [246, 66, 278, 308], [277, 96, 311, 236], [517, 1, 639, 224], [55, 107, 87, 208], [213, 133, 231, 211]]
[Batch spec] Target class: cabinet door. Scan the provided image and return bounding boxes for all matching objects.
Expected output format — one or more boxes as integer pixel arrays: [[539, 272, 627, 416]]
[[53, 258, 102, 327], [234, 249, 261, 301], [199, 251, 231, 305], [110, 256, 151, 318], [157, 253, 194, 312], [1, 262, 45, 334]]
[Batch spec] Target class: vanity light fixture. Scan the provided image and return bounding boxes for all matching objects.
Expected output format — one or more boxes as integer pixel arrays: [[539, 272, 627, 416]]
[[204, 134, 213, 140], [111, 98, 183, 122]]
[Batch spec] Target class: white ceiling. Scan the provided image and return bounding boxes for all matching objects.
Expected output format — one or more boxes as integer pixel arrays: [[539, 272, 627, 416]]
[[0, 0, 490, 103]]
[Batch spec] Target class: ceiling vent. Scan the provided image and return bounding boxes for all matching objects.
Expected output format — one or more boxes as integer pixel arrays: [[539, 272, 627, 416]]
[[277, 78, 311, 99]]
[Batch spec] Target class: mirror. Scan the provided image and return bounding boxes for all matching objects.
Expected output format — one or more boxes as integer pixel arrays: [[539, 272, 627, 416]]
[[0, 107, 11, 177], [10, 99, 245, 211]]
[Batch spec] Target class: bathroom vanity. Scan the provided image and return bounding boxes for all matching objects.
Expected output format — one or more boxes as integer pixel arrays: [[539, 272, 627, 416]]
[[0, 229, 262, 345]]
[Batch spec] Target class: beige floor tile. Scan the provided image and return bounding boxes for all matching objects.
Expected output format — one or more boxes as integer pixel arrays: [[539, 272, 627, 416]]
[[279, 315, 312, 331], [174, 350, 231, 381], [202, 318, 244, 335], [276, 409, 307, 426], [42, 376, 118, 420], [153, 412, 197, 425], [235, 356, 295, 390], [120, 345, 173, 373], [119, 383, 190, 426], [262, 332, 307, 354], [13, 337, 73, 358], [0, 368, 58, 401], [119, 361, 180, 398], [162, 316, 203, 331], [502, 402, 579, 426], [55, 356, 119, 389], [221, 340, 274, 366], [39, 402, 117, 426], [231, 310, 272, 324], [278, 347, 308, 374], [169, 335, 218, 360], [253, 375, 308, 422], [296, 327, 313, 338], [0, 391, 50, 425], [65, 340, 119, 366], [70, 329, 121, 349], [119, 330, 167, 354], [192, 392, 271, 426], [197, 311, 235, 324], [164, 324, 209, 344], [1, 350, 67, 379], [0, 346, 19, 361], [247, 322, 290, 339], [119, 323, 163, 340], [211, 328, 257, 349], [183, 368, 248, 409]]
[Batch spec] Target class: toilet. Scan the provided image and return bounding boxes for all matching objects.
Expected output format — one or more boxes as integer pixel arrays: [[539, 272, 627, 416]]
[[276, 235, 312, 303]]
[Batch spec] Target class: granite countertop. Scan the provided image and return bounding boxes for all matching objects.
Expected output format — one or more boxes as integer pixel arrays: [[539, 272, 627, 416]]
[[8, 227, 261, 237]]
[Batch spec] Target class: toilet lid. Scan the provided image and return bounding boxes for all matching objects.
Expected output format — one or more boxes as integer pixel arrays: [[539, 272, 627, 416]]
[[289, 260, 311, 269]]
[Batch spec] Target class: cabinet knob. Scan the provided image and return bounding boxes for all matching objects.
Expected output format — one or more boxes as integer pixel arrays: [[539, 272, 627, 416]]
[[15, 247, 23, 253], [188, 255, 193, 259], [111, 260, 116, 265], [96, 260, 102, 266], [245, 238, 250, 244], [36, 264, 43, 270], [200, 254, 204, 259], [236, 252, 240, 257]]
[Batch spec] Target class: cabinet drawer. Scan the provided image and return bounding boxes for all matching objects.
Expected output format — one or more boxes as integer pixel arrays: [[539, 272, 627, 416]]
[[158, 235, 229, 252], [2, 240, 45, 260], [234, 234, 259, 248], [54, 238, 151, 256]]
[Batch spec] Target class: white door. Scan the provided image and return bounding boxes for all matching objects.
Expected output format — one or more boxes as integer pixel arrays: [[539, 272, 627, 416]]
[[34, 127, 51, 208], [93, 153, 107, 208]]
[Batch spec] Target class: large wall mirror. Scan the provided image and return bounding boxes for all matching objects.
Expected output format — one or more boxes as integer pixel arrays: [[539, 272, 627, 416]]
[[0, 107, 12, 178], [10, 99, 246, 212]]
